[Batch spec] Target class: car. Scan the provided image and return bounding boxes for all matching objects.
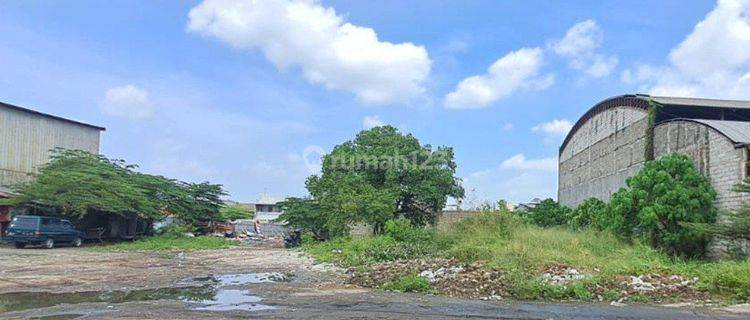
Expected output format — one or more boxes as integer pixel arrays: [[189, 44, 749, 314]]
[[3, 215, 84, 249]]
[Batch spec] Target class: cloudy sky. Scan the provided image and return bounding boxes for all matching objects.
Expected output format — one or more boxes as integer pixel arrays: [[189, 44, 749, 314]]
[[1, 0, 748, 205]]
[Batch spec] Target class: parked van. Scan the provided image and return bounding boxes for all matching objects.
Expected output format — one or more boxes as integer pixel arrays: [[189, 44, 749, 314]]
[[3, 215, 84, 249]]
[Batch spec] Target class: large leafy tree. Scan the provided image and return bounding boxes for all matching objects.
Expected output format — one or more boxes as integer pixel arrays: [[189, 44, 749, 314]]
[[2, 149, 226, 230], [607, 153, 716, 257], [290, 126, 464, 235]]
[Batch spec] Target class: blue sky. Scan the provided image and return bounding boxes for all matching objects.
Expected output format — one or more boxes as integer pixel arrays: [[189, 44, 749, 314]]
[[1, 0, 748, 205]]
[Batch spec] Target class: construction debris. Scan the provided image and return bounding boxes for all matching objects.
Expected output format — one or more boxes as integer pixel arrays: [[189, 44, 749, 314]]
[[348, 258, 508, 299]]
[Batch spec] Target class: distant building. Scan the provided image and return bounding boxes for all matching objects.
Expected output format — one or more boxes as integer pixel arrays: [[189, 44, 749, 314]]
[[515, 198, 542, 212], [0, 101, 105, 186], [226, 193, 284, 222]]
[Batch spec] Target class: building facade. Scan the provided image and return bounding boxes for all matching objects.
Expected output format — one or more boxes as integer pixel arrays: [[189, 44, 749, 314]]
[[558, 94, 750, 211], [559, 94, 750, 255], [0, 101, 105, 187]]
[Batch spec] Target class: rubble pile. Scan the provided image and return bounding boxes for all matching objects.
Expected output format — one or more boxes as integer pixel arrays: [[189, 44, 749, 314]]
[[348, 258, 508, 299], [617, 274, 701, 297], [541, 264, 591, 285]]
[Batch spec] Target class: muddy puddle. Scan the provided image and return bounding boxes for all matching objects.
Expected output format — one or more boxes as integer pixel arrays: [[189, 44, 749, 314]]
[[0, 272, 288, 314]]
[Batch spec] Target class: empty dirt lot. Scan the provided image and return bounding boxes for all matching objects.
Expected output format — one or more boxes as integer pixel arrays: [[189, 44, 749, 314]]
[[0, 245, 747, 319]]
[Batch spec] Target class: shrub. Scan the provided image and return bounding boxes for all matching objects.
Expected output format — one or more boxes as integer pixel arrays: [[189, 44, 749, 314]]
[[384, 218, 434, 242], [381, 274, 435, 293], [568, 198, 607, 230], [525, 199, 571, 227], [606, 154, 717, 257]]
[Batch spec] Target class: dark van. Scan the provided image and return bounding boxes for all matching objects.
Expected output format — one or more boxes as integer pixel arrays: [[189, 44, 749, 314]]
[[4, 215, 84, 249]]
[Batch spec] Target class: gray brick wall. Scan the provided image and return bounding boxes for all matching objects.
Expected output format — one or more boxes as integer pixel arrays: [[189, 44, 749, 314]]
[[559, 106, 649, 207], [654, 121, 750, 212]]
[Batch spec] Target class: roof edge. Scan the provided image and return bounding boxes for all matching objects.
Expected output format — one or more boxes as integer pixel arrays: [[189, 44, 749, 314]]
[[656, 118, 750, 147], [559, 94, 651, 154], [0, 101, 106, 131]]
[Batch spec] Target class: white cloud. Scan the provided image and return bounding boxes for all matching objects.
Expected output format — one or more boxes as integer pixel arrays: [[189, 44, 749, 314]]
[[502, 122, 514, 131], [187, 0, 431, 105], [445, 47, 554, 109], [500, 153, 557, 171], [100, 85, 153, 119], [362, 115, 385, 129], [623, 0, 750, 99], [550, 20, 618, 78], [532, 119, 573, 137]]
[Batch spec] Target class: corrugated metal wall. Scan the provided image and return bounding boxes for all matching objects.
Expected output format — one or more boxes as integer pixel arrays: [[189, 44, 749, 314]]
[[0, 106, 101, 186]]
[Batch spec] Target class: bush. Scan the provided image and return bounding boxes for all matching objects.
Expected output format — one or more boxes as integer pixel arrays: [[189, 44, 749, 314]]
[[525, 199, 571, 227], [568, 198, 607, 230], [384, 218, 434, 242], [606, 154, 717, 257], [381, 274, 435, 293]]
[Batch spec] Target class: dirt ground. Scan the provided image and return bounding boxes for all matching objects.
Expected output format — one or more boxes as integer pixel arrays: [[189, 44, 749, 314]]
[[0, 244, 748, 319]]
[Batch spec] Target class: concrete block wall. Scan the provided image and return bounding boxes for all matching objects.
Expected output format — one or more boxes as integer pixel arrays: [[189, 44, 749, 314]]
[[653, 120, 750, 257], [654, 120, 750, 212], [559, 106, 649, 207]]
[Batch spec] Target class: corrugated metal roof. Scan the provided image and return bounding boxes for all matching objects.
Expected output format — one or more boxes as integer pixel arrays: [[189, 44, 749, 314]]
[[0, 101, 106, 131], [651, 96, 750, 109], [681, 119, 750, 145]]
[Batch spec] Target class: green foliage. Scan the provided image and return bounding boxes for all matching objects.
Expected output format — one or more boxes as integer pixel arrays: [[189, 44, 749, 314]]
[[525, 198, 571, 227], [606, 154, 717, 257], [278, 197, 333, 240], [282, 126, 464, 236], [95, 234, 234, 252], [4, 149, 226, 231], [644, 100, 660, 161], [380, 274, 436, 293], [568, 198, 607, 230], [218, 205, 254, 222], [384, 218, 435, 242]]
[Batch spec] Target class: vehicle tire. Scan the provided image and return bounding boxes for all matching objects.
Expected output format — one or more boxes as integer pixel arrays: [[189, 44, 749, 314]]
[[72, 237, 82, 247], [14, 242, 26, 249], [43, 238, 54, 249]]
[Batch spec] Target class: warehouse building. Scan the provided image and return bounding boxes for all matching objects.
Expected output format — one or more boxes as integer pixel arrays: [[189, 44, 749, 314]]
[[0, 101, 104, 236], [0, 101, 105, 186], [559, 94, 750, 213]]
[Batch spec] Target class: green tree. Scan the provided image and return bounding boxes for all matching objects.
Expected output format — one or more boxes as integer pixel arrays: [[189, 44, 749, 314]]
[[607, 154, 717, 257], [2, 149, 226, 232], [525, 198, 571, 227], [277, 197, 331, 240], [4, 149, 162, 219], [568, 198, 608, 230], [284, 126, 464, 235], [218, 205, 255, 222]]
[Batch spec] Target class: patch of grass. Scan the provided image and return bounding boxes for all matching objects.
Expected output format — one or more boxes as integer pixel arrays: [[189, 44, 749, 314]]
[[93, 234, 235, 252], [380, 274, 436, 294], [303, 232, 449, 267]]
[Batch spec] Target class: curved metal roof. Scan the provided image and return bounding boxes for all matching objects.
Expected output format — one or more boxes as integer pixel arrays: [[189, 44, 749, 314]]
[[659, 118, 750, 146], [560, 94, 750, 154], [559, 94, 650, 154]]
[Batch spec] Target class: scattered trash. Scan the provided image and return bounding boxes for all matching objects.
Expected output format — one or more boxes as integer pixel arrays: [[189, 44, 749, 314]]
[[542, 264, 590, 285], [349, 258, 507, 299]]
